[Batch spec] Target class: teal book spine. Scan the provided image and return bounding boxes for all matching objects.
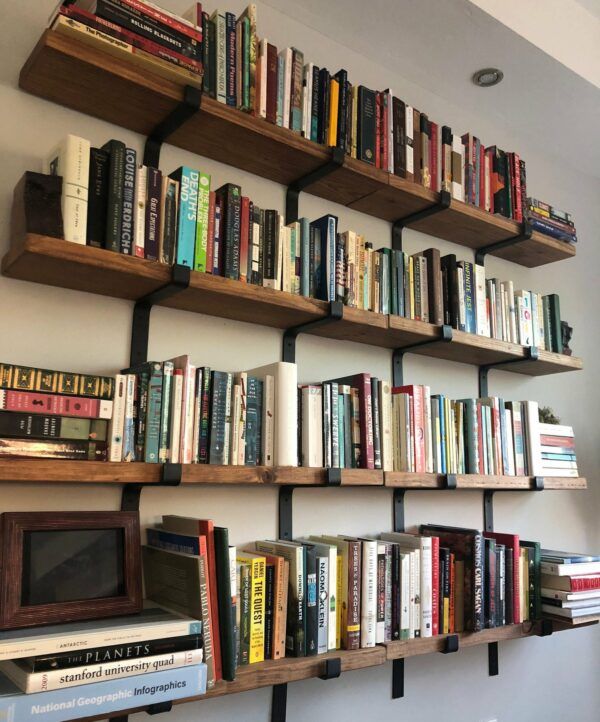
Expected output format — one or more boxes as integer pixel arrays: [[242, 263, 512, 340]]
[[459, 398, 479, 473], [276, 53, 285, 126], [194, 171, 211, 272], [144, 362, 163, 463], [380, 248, 391, 315], [170, 166, 199, 268]]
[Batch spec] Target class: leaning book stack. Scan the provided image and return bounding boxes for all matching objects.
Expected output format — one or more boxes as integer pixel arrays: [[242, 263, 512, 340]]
[[0, 362, 114, 460], [541, 551, 600, 623], [0, 606, 206, 722]]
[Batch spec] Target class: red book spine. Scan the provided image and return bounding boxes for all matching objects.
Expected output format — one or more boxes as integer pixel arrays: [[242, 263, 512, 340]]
[[361, 375, 375, 469], [382, 92, 389, 173], [375, 92, 381, 169], [571, 576, 600, 592], [449, 552, 455, 633], [197, 535, 217, 684], [0, 390, 110, 419], [431, 536, 440, 636], [430, 122, 438, 193], [490, 402, 501, 474], [513, 153, 523, 222], [540, 435, 574, 447], [195, 521, 222, 681], [239, 196, 250, 282], [486, 149, 495, 214], [266, 43, 278, 124], [479, 143, 485, 209], [206, 191, 215, 274], [119, 0, 202, 41]]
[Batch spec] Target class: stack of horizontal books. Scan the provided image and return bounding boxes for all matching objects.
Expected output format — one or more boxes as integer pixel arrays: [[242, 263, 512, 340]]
[[541, 551, 600, 622]]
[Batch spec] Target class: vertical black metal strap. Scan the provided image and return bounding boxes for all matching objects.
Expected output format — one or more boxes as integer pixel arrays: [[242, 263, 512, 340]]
[[285, 147, 345, 225], [279, 486, 294, 540], [271, 683, 288, 722], [392, 324, 453, 387], [108, 716, 128, 722], [392, 190, 452, 252], [393, 488, 406, 533], [478, 366, 489, 398], [483, 490, 494, 533], [121, 485, 143, 512], [144, 85, 202, 168], [478, 345, 539, 398], [326, 468, 342, 485], [130, 264, 191, 367], [282, 301, 344, 364], [488, 641, 499, 676], [475, 221, 532, 266], [392, 658, 405, 699]]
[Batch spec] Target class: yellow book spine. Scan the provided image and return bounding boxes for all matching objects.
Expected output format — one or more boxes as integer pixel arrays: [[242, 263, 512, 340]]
[[336, 552, 343, 650], [327, 79, 339, 147], [237, 554, 266, 663], [443, 598, 450, 634]]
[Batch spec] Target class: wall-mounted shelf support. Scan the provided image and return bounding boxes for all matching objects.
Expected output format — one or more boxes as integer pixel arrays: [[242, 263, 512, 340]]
[[392, 658, 405, 699], [108, 698, 173, 722], [120, 463, 183, 512], [474, 222, 533, 266], [393, 474, 457, 533], [319, 657, 342, 680], [392, 190, 452, 252], [540, 619, 553, 637], [271, 683, 288, 722], [478, 345, 539, 397], [285, 147, 345, 224], [143, 84, 202, 168], [392, 324, 453, 386], [130, 264, 191, 367], [282, 301, 344, 363], [441, 635, 460, 654]]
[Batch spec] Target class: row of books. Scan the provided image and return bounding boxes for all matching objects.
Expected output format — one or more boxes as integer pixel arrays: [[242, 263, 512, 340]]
[[141, 516, 546, 691], [0, 604, 206, 721], [43, 136, 570, 355], [0, 362, 578, 478], [540, 552, 600, 621]]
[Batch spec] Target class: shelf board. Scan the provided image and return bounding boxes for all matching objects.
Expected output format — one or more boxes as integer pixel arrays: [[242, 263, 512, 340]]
[[19, 30, 576, 268], [0, 460, 383, 486], [2, 235, 583, 379], [384, 473, 587, 490]]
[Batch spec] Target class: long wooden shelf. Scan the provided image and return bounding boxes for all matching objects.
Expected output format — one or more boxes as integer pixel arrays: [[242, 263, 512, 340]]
[[2, 235, 583, 378], [0, 460, 586, 491], [19, 30, 576, 268], [384, 473, 587, 490]]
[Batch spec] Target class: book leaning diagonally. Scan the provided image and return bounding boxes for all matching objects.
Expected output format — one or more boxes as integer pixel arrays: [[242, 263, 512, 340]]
[[245, 362, 298, 466]]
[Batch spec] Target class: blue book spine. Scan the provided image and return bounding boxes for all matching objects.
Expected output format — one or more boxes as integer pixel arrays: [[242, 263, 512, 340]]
[[147, 528, 200, 555], [461, 261, 476, 334], [397, 251, 405, 317], [145, 362, 163, 463], [0, 665, 207, 722], [276, 55, 285, 126], [170, 166, 199, 267], [300, 218, 310, 297], [309, 216, 334, 301], [528, 218, 577, 243]]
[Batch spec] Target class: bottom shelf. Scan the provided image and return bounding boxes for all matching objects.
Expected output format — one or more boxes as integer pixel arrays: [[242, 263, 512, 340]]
[[75, 619, 596, 721]]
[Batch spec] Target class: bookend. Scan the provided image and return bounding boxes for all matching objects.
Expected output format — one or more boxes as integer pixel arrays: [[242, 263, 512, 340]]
[[285, 147, 345, 225], [478, 345, 539, 397], [392, 324, 453, 386], [391, 190, 452, 252], [130, 264, 191, 367], [143, 84, 202, 168], [282, 301, 344, 363], [120, 463, 183, 512], [474, 221, 533, 266]]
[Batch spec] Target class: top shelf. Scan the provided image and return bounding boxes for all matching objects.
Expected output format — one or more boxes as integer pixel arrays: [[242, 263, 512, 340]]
[[20, 30, 575, 269]]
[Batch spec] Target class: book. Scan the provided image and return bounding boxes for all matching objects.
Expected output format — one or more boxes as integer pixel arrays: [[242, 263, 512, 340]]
[[0, 438, 107, 461], [0, 363, 114, 399], [0, 412, 107, 441], [214, 526, 236, 681], [170, 166, 200, 268], [235, 552, 266, 663]]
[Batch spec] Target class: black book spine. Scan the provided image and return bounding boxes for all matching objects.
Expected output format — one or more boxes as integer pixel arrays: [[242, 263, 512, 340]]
[[198, 366, 212, 464], [207, 18, 216, 98], [371, 378, 382, 469], [134, 370, 148, 461], [214, 527, 236, 681], [27, 634, 203, 673], [225, 12, 236, 107], [87, 148, 109, 248], [392, 97, 406, 177], [208, 371, 230, 464], [304, 545, 318, 656], [145, 167, 162, 261], [257, 207, 265, 285], [358, 86, 376, 165], [244, 376, 260, 466], [120, 147, 136, 255], [505, 551, 514, 625], [310, 65, 320, 142], [496, 546, 504, 626], [472, 532, 485, 632], [162, 178, 178, 265], [297, 385, 303, 467], [95, 0, 201, 61], [440, 254, 458, 328], [263, 210, 277, 285], [216, 184, 242, 280], [334, 69, 348, 151], [0, 411, 104, 441], [343, 387, 352, 469], [391, 544, 400, 640], [202, 11, 211, 95], [101, 139, 126, 253], [264, 563, 275, 660], [317, 68, 330, 145], [308, 225, 317, 297], [247, 200, 254, 282]]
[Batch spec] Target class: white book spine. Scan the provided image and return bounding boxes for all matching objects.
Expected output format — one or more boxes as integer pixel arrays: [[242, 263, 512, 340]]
[[405, 106, 414, 176], [380, 380, 393, 472], [134, 165, 147, 258], [400, 553, 410, 638], [169, 371, 183, 463], [504, 409, 515, 475], [317, 555, 329, 654], [360, 541, 377, 648], [530, 292, 540, 348], [420, 538, 433, 637], [237, 372, 247, 465], [2, 649, 203, 694], [222, 372, 233, 464], [302, 386, 323, 467], [475, 264, 488, 336], [327, 546, 337, 651], [44, 134, 90, 244], [282, 48, 292, 130], [457, 266, 466, 330], [523, 400, 542, 476], [451, 136, 464, 201], [408, 550, 416, 638], [274, 363, 298, 466], [423, 385, 433, 473], [230, 384, 241, 465], [109, 374, 126, 462], [181, 364, 196, 464], [413, 548, 421, 637]]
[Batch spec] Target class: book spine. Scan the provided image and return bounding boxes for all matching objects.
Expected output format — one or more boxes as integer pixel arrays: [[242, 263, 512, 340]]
[[172, 167, 199, 268], [158, 362, 172, 463], [120, 147, 136, 254], [0, 390, 112, 420], [102, 140, 125, 252], [87, 148, 109, 248], [122, 373, 136, 461], [0, 364, 114, 399], [264, 563, 275, 659], [144, 363, 163, 463], [0, 412, 107, 442], [360, 541, 377, 647], [144, 167, 162, 260], [133, 165, 146, 258], [0, 438, 107, 461], [225, 12, 236, 106]]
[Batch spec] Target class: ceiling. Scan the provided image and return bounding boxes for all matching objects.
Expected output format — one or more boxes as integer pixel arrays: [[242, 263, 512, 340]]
[[262, 0, 600, 179]]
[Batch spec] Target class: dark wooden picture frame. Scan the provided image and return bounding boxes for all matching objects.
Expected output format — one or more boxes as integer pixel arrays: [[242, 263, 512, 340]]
[[0, 511, 142, 630]]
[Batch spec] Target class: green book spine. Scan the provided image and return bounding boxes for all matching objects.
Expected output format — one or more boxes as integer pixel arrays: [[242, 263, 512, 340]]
[[135, 370, 149, 461], [144, 362, 163, 463], [547, 294, 563, 353], [194, 172, 212, 272], [542, 295, 553, 351]]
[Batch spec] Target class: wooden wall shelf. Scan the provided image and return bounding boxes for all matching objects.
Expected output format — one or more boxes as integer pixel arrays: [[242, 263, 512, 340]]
[[2, 235, 583, 378], [19, 30, 576, 268], [384, 473, 587, 491]]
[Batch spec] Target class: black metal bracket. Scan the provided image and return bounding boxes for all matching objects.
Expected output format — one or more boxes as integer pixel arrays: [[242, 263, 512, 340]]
[[130, 264, 191, 368], [474, 221, 532, 266], [271, 683, 288, 722], [319, 657, 342, 680], [532, 476, 545, 491], [120, 463, 183, 512], [539, 619, 554, 637], [488, 641, 499, 676], [143, 85, 202, 168], [478, 345, 539, 397], [282, 301, 344, 364], [483, 490, 495, 533], [326, 468, 343, 486], [441, 634, 459, 654], [392, 658, 404, 699], [147, 701, 173, 716], [278, 486, 294, 541], [392, 190, 452, 252], [285, 147, 345, 225], [393, 474, 457, 534], [392, 324, 453, 386]]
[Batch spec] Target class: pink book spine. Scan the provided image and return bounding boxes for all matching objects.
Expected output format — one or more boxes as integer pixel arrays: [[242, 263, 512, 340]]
[[0, 389, 110, 418]]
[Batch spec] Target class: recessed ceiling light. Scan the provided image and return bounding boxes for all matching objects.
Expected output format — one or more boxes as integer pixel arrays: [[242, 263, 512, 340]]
[[472, 68, 504, 87]]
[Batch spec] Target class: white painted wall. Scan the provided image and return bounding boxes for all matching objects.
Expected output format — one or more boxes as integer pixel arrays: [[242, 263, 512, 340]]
[[0, 1, 598, 721]]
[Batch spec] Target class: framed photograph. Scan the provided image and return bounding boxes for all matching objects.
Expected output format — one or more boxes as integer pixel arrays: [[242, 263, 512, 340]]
[[0, 511, 142, 630]]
